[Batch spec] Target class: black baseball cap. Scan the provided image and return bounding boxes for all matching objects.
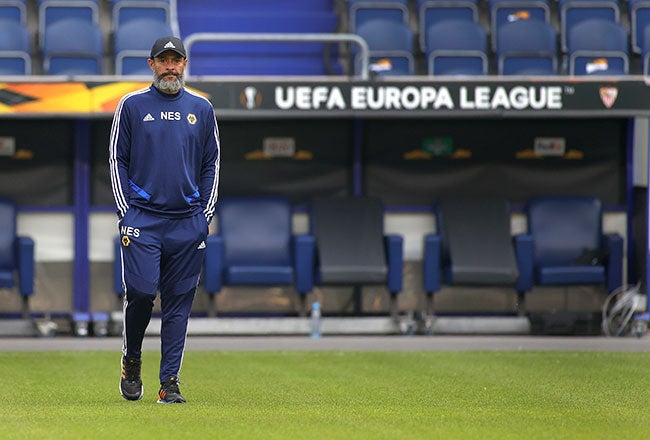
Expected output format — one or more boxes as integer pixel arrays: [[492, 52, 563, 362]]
[[150, 36, 186, 59]]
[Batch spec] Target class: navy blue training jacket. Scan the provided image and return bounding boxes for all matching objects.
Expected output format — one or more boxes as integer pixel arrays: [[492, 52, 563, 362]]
[[109, 85, 220, 223]]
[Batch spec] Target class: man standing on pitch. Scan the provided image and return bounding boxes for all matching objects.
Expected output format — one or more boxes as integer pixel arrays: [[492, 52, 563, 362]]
[[109, 36, 220, 404]]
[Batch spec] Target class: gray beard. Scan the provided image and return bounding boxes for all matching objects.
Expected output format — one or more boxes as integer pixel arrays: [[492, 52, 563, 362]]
[[153, 72, 184, 93]]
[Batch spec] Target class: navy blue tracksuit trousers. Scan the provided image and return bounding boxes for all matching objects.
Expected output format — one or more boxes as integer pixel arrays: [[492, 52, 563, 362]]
[[118, 206, 208, 382]]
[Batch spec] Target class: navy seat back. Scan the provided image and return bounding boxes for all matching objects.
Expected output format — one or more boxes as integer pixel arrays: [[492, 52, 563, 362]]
[[114, 18, 173, 75], [218, 197, 292, 268], [489, 0, 551, 51], [630, 0, 650, 53], [496, 18, 557, 75], [38, 0, 99, 47], [38, 0, 98, 24], [0, 18, 30, 74], [0, 197, 34, 297], [425, 19, 487, 75], [355, 18, 415, 75], [0, 0, 27, 24], [559, 0, 620, 52], [567, 18, 628, 52], [514, 194, 622, 295], [0, 197, 16, 271], [642, 25, 650, 73], [111, 0, 170, 30], [201, 195, 315, 317], [418, 0, 479, 51], [567, 18, 628, 75], [528, 196, 602, 266], [348, 0, 409, 32], [43, 18, 103, 75]]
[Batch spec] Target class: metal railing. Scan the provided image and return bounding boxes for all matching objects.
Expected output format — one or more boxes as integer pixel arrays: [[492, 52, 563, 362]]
[[183, 32, 370, 80]]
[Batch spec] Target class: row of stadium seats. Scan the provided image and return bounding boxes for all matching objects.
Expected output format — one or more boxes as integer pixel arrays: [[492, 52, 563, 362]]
[[349, 0, 650, 52], [0, 0, 173, 75], [0, 0, 170, 30], [350, 0, 646, 76], [359, 16, 631, 76], [0, 0, 340, 76], [176, 0, 650, 76], [0, 191, 622, 318], [0, 0, 649, 76], [108, 195, 623, 317]]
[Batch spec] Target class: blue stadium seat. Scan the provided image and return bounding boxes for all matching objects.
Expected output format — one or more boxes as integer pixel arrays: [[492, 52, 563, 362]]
[[203, 197, 314, 316], [559, 0, 620, 52], [488, 0, 551, 51], [496, 18, 557, 75], [355, 18, 415, 76], [0, 0, 27, 25], [348, 0, 409, 33], [642, 25, 650, 74], [0, 197, 35, 318], [629, 0, 650, 54], [514, 196, 623, 301], [417, 0, 479, 52], [38, 0, 99, 48], [425, 19, 487, 75], [42, 18, 103, 75], [111, 0, 170, 31], [0, 18, 31, 74], [567, 18, 628, 75], [114, 18, 174, 75], [308, 196, 403, 318]]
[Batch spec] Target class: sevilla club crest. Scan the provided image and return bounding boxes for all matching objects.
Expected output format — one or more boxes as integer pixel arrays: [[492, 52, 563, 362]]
[[599, 87, 618, 109]]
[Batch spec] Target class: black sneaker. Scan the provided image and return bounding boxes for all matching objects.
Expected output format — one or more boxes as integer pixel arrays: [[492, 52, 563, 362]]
[[157, 376, 186, 404], [120, 356, 143, 401]]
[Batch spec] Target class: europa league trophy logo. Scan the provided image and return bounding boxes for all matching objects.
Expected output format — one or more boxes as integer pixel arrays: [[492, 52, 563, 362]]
[[241, 86, 262, 109]]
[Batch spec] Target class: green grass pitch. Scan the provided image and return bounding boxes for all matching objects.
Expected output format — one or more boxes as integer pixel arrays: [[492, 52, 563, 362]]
[[2, 349, 650, 439]]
